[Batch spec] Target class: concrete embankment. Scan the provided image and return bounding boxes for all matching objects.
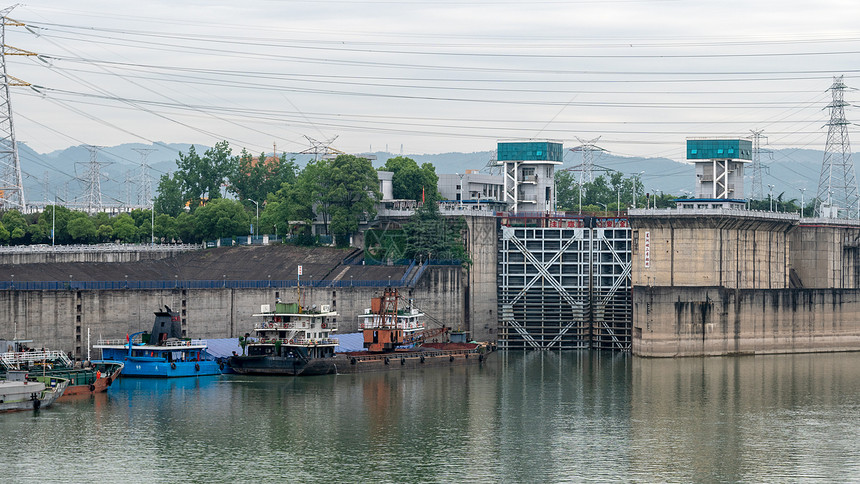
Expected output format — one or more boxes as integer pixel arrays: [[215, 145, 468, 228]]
[[633, 286, 860, 357]]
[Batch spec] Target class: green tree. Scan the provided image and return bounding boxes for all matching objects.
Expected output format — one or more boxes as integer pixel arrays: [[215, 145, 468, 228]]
[[174, 141, 236, 210], [97, 224, 114, 242], [30, 205, 73, 244], [380, 156, 440, 201], [0, 222, 9, 244], [112, 213, 139, 242], [66, 213, 96, 243], [155, 173, 185, 217], [326, 155, 382, 246], [293, 158, 334, 234], [193, 198, 250, 240], [403, 201, 469, 263], [154, 214, 179, 242], [229, 149, 298, 206], [175, 212, 196, 243], [2, 210, 28, 244]]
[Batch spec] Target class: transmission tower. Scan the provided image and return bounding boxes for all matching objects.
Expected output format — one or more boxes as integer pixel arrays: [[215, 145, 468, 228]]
[[77, 145, 110, 214], [749, 129, 769, 200], [814, 76, 858, 218], [133, 148, 155, 205], [568, 137, 607, 184], [482, 150, 501, 175], [0, 9, 31, 210], [298, 135, 345, 161]]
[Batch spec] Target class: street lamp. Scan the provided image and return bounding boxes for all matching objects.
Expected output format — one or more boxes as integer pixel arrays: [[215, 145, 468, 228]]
[[768, 184, 775, 211], [151, 201, 155, 246], [633, 172, 644, 208], [247, 199, 259, 237], [799, 188, 807, 218]]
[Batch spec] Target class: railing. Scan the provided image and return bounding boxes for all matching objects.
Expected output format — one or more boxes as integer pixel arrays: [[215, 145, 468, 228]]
[[255, 322, 337, 331], [359, 321, 424, 331], [0, 243, 201, 254], [255, 338, 339, 346], [1, 350, 72, 369], [163, 339, 207, 347], [96, 336, 143, 346]]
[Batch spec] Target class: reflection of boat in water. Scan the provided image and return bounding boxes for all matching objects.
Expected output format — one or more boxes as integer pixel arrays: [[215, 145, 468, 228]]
[[94, 306, 221, 378], [0, 370, 69, 412], [1, 341, 123, 398], [229, 289, 492, 376]]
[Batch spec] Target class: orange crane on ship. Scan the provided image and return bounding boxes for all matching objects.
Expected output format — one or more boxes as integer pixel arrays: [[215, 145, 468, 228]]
[[362, 288, 448, 353]]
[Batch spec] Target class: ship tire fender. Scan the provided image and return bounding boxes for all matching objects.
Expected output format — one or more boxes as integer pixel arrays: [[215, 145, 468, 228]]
[[219, 362, 225, 371], [106, 377, 112, 387], [449, 355, 455, 363], [420, 356, 425, 364], [384, 357, 390, 365], [89, 384, 95, 392], [33, 399, 41, 410], [479, 354, 484, 362], [171, 362, 176, 370], [400, 358, 405, 366], [195, 363, 200, 372], [350, 357, 357, 365]]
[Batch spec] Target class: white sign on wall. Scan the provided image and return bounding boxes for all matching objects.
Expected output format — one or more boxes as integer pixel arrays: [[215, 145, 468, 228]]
[[298, 265, 303, 276], [644, 231, 651, 268]]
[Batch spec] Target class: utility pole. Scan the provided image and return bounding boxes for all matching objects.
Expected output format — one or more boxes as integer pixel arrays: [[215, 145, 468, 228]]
[[814, 76, 858, 218], [77, 145, 110, 214], [133, 148, 155, 206], [749, 129, 769, 200], [0, 8, 31, 211], [569, 136, 607, 185]]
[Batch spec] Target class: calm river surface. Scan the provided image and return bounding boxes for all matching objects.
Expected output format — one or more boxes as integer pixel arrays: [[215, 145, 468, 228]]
[[3, 351, 859, 483]]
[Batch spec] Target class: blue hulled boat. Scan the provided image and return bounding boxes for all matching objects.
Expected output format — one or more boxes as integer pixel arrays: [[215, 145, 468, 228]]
[[93, 306, 221, 378]]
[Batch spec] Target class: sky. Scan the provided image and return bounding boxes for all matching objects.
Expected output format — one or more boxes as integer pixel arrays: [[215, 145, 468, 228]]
[[4, 0, 860, 163]]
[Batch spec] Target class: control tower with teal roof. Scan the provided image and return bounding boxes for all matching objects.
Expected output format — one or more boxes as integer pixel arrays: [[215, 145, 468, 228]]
[[687, 138, 752, 199]]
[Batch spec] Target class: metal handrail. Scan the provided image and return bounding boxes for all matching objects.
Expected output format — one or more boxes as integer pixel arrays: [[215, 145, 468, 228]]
[[1, 350, 72, 369]]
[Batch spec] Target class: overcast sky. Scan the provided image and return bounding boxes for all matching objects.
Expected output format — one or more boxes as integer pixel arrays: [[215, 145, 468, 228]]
[[5, 0, 860, 162]]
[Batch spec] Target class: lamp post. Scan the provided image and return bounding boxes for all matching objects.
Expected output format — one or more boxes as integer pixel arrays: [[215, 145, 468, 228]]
[[151, 201, 155, 246], [616, 185, 621, 216], [799, 188, 806, 218], [247, 199, 259, 237], [768, 184, 774, 211]]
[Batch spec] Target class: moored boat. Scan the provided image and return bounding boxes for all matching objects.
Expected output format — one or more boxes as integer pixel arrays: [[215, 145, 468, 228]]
[[228, 301, 340, 376], [0, 370, 69, 412], [229, 289, 492, 376], [94, 306, 221, 377], [0, 347, 123, 398]]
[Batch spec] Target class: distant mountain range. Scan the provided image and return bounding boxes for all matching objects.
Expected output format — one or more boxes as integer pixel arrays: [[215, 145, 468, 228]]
[[17, 142, 834, 205]]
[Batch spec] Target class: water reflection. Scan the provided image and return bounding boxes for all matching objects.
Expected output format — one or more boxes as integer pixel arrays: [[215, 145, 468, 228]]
[[1, 352, 858, 482]]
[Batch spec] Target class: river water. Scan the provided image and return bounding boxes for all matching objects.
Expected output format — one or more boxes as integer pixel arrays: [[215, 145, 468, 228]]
[[3, 351, 859, 483]]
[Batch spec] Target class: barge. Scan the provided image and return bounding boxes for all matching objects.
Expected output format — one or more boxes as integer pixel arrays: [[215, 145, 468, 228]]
[[228, 289, 491, 376]]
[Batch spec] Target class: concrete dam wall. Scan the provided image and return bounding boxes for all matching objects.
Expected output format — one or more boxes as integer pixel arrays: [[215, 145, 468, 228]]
[[633, 286, 860, 357], [0, 266, 467, 360]]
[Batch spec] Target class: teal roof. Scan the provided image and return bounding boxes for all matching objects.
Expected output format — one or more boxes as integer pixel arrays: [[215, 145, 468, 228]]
[[686, 139, 752, 160], [497, 141, 563, 162]]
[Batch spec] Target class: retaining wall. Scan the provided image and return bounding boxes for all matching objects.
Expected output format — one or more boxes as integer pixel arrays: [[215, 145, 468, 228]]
[[633, 285, 860, 357], [0, 266, 467, 359]]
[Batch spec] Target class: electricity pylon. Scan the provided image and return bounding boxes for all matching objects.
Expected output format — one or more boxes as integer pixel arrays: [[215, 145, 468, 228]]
[[814, 76, 858, 218]]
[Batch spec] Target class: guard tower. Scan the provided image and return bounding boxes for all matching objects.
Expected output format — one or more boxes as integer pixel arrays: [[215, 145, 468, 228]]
[[687, 138, 752, 199], [497, 140, 563, 212]]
